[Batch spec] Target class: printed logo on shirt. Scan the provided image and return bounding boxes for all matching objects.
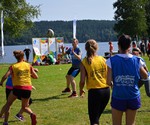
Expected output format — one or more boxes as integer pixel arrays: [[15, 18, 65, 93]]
[[115, 75, 135, 86]]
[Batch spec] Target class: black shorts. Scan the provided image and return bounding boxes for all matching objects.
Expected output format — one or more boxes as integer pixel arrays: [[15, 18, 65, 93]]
[[67, 67, 80, 77], [13, 88, 31, 99], [6, 88, 12, 100]]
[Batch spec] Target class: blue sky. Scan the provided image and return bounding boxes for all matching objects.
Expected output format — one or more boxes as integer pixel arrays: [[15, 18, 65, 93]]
[[26, 0, 116, 21]]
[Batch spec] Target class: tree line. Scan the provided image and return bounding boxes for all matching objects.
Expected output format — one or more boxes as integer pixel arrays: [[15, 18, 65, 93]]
[[1, 0, 150, 46], [3, 20, 117, 45]]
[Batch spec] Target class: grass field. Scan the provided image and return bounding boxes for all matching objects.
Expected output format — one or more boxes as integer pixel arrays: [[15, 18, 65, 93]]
[[0, 56, 150, 125]]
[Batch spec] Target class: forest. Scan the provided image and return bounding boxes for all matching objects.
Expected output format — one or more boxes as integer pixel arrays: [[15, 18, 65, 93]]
[[3, 20, 117, 45]]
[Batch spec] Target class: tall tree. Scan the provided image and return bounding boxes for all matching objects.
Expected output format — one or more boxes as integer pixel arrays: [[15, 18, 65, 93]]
[[0, 0, 40, 38], [145, 0, 150, 37], [113, 0, 147, 40]]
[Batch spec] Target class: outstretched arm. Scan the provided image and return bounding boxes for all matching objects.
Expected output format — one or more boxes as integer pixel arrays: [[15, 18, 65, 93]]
[[0, 68, 11, 86]]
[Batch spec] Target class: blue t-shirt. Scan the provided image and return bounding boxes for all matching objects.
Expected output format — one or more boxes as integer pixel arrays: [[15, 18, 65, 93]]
[[110, 55, 141, 100], [6, 75, 13, 89], [66, 47, 81, 68]]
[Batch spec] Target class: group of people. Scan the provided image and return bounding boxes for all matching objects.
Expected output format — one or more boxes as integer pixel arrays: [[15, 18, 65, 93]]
[[61, 36, 149, 125], [0, 51, 38, 125], [132, 39, 150, 60], [0, 36, 149, 125]]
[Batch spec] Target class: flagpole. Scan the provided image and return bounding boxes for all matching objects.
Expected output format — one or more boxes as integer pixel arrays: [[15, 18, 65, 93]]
[[1, 10, 4, 57], [73, 19, 76, 39]]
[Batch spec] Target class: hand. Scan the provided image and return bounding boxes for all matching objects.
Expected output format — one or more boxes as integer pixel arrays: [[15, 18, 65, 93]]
[[34, 68, 38, 72], [32, 86, 36, 90]]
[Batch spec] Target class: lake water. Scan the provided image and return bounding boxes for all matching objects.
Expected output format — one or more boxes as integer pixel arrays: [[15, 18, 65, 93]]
[[0, 42, 118, 64]]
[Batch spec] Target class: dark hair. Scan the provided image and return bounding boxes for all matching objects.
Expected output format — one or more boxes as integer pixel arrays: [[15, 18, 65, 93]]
[[85, 39, 98, 64], [118, 34, 131, 51]]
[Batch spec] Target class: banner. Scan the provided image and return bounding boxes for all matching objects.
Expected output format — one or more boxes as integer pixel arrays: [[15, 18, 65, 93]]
[[40, 38, 49, 55]]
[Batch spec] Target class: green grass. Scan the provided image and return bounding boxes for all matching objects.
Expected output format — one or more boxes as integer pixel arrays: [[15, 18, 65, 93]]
[[0, 56, 150, 125]]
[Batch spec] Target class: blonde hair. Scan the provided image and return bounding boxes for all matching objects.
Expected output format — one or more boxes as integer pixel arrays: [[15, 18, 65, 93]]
[[13, 50, 24, 61], [85, 39, 98, 64]]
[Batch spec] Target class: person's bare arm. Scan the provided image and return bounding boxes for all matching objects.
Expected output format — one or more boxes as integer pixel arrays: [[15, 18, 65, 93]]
[[140, 66, 148, 79], [0, 69, 11, 86], [79, 63, 86, 96], [31, 67, 38, 79], [72, 48, 81, 60], [106, 66, 113, 86]]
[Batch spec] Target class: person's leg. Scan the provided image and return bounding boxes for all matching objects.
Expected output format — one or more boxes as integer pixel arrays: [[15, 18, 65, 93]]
[[88, 88, 110, 125], [3, 92, 17, 123], [26, 54, 29, 62], [21, 98, 37, 125], [70, 76, 76, 92], [21, 98, 33, 114], [66, 75, 71, 88], [126, 109, 137, 125], [68, 68, 80, 97], [88, 89, 99, 125], [62, 67, 73, 93], [62, 75, 71, 93], [112, 108, 123, 125]]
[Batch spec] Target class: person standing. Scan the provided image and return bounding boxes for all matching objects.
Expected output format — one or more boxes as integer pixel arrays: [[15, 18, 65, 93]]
[[106, 35, 148, 125], [0, 50, 38, 125], [79, 39, 110, 125], [147, 40, 150, 61], [61, 38, 82, 97], [24, 46, 31, 62], [140, 40, 146, 56], [109, 41, 114, 57], [132, 41, 137, 48]]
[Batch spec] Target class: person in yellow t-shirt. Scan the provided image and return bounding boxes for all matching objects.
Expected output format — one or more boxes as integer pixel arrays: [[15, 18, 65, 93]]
[[0, 50, 38, 125], [79, 39, 110, 125]]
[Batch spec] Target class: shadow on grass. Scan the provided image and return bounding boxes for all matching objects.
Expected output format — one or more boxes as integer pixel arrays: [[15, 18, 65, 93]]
[[138, 110, 150, 113], [0, 120, 18, 124], [103, 109, 112, 114], [32, 93, 69, 102]]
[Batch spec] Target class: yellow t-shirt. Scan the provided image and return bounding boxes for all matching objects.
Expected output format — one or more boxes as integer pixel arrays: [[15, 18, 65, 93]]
[[82, 56, 109, 90], [11, 62, 32, 87]]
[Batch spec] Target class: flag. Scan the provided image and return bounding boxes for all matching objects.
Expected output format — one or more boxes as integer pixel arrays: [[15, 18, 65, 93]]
[[73, 19, 76, 39], [1, 10, 4, 56]]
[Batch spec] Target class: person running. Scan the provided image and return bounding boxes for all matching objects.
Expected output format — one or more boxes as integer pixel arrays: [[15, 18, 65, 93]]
[[0, 74, 34, 121], [61, 38, 82, 97], [23, 46, 31, 62], [106, 34, 148, 125], [79, 39, 110, 125], [0, 50, 38, 125]]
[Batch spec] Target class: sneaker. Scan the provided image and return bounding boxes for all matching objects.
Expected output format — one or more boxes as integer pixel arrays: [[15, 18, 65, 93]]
[[15, 114, 24, 121], [30, 113, 37, 125], [68, 93, 78, 98], [62, 88, 71, 93], [3, 122, 8, 125]]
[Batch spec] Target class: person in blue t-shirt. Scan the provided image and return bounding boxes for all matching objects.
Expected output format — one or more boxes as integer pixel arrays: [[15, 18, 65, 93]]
[[106, 35, 148, 125], [61, 38, 82, 97]]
